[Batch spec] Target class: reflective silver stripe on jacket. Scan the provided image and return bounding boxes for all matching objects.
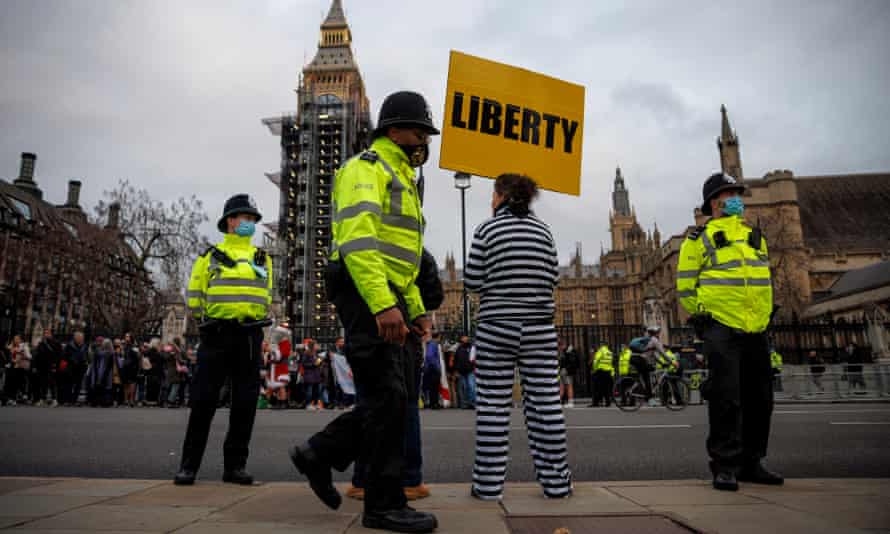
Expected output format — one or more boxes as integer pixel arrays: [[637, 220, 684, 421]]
[[333, 201, 421, 232], [208, 278, 267, 289], [677, 290, 697, 298], [335, 237, 419, 265], [334, 201, 382, 222], [187, 290, 205, 300], [699, 278, 771, 287], [700, 231, 718, 266], [377, 157, 404, 215], [206, 294, 269, 306]]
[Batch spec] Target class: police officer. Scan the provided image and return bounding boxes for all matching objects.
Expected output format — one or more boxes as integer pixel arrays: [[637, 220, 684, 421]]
[[288, 91, 438, 533], [589, 342, 613, 407], [677, 173, 783, 491], [174, 194, 272, 486]]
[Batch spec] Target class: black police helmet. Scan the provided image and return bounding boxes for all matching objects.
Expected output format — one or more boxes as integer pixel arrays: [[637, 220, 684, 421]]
[[373, 91, 440, 138], [701, 172, 746, 216], [217, 194, 262, 233]]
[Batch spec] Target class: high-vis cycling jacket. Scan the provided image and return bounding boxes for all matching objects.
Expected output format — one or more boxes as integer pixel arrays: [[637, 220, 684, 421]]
[[676, 215, 773, 334], [187, 234, 273, 322], [330, 136, 425, 320]]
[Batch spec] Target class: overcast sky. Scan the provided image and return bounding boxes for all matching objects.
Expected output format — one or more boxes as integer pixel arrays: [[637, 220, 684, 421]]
[[2, 0, 889, 268]]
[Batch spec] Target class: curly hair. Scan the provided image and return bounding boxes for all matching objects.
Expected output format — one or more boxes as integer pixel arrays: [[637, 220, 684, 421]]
[[494, 173, 539, 216]]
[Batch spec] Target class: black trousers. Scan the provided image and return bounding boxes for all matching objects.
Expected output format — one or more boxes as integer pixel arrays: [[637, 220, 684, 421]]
[[703, 323, 773, 472], [591, 370, 613, 406], [308, 267, 410, 513], [180, 324, 262, 473]]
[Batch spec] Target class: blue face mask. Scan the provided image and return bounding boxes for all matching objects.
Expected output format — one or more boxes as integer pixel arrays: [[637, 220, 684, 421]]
[[234, 220, 256, 237], [722, 195, 745, 216]]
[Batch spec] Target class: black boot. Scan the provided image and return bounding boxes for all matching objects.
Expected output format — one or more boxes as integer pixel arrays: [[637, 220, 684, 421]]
[[222, 468, 254, 485], [174, 468, 196, 486], [362, 507, 438, 533], [712, 471, 739, 491], [738, 462, 784, 485], [288, 443, 341, 510]]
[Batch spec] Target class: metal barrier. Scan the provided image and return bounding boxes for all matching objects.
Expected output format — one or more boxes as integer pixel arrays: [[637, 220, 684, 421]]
[[679, 364, 890, 403]]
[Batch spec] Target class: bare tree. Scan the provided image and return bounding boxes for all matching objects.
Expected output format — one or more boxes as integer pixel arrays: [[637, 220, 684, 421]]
[[93, 180, 209, 289], [754, 207, 810, 320]]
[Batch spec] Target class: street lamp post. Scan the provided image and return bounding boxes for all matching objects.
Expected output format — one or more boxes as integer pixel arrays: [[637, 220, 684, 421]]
[[454, 172, 472, 334]]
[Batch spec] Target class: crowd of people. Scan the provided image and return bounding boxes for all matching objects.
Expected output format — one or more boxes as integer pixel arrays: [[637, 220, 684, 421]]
[[2, 326, 871, 411], [1, 329, 197, 408]]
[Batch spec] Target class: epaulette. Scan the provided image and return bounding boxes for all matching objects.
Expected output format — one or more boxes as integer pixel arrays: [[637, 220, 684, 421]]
[[687, 225, 706, 241], [208, 246, 237, 268], [359, 150, 379, 163]]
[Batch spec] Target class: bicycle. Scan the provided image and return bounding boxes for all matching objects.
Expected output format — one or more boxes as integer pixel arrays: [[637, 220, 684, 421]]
[[613, 366, 690, 412]]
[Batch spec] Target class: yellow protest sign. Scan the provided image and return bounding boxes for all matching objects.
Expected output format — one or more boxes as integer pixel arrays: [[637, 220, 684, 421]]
[[439, 51, 585, 196]]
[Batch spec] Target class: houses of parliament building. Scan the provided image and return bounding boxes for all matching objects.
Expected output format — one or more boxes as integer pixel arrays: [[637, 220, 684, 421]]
[[434, 106, 890, 336]]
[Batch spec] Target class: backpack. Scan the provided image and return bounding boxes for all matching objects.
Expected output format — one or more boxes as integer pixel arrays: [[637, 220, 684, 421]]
[[629, 336, 651, 353]]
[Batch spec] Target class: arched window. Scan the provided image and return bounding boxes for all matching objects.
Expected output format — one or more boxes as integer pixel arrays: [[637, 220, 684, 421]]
[[317, 94, 341, 105]]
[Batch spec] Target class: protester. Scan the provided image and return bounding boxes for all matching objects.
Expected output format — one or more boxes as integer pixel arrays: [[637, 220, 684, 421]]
[[558, 341, 578, 408], [330, 337, 355, 409], [454, 336, 476, 409], [444, 344, 459, 409], [118, 340, 141, 408], [163, 343, 184, 408], [32, 329, 62, 406], [4, 335, 31, 405], [808, 350, 826, 391], [844, 343, 866, 391], [86, 339, 115, 407], [422, 333, 443, 409], [464, 173, 572, 500], [301, 340, 323, 410]]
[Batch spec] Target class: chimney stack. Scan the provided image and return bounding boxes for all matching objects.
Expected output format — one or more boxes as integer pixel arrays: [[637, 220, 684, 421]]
[[13, 152, 43, 199], [107, 202, 121, 229], [66, 180, 82, 207]]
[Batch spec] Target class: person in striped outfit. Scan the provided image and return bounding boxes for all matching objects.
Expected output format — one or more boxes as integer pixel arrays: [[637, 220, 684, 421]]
[[465, 173, 573, 501]]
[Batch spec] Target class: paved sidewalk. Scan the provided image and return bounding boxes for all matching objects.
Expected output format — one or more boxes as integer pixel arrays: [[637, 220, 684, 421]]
[[0, 477, 887, 533]]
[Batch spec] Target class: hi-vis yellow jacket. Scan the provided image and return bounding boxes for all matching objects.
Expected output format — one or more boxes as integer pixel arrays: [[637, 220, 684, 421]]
[[771, 350, 783, 371], [676, 215, 773, 333], [592, 346, 614, 373], [618, 347, 631, 376], [187, 234, 273, 321], [330, 136, 425, 320]]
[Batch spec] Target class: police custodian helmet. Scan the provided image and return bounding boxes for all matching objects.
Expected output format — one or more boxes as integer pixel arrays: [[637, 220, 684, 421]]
[[701, 173, 747, 216], [217, 194, 262, 232], [373, 91, 440, 138]]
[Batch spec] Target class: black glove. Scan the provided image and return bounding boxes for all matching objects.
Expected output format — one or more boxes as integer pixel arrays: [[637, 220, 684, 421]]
[[687, 312, 712, 339]]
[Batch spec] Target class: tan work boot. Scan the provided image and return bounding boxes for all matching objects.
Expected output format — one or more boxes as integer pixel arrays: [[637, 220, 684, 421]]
[[345, 484, 364, 500], [403, 484, 431, 500]]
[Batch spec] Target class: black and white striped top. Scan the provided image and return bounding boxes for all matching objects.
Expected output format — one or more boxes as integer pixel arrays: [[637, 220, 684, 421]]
[[464, 204, 559, 322]]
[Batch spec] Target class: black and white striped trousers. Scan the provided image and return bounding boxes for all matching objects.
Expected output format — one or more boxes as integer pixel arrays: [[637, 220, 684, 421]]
[[471, 319, 572, 499]]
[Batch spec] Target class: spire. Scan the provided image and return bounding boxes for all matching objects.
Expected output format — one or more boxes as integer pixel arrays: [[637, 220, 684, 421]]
[[612, 165, 631, 216], [614, 166, 625, 189], [720, 104, 736, 144], [717, 104, 744, 182], [322, 0, 347, 28]]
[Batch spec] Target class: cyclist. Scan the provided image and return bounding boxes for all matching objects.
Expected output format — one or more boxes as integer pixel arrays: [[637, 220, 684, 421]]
[[630, 326, 674, 404]]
